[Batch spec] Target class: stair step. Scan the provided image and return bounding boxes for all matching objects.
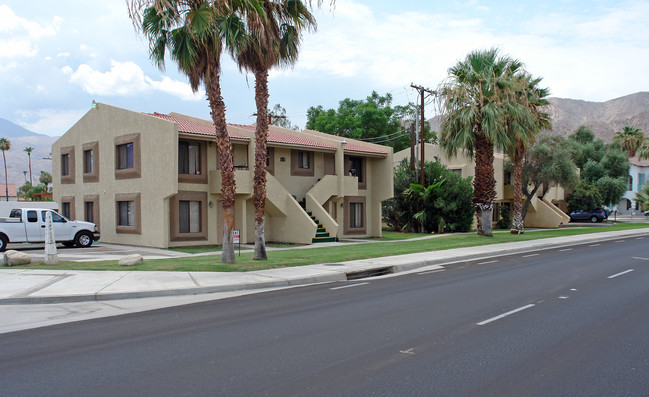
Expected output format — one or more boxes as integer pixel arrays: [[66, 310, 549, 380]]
[[315, 231, 330, 238], [312, 236, 336, 243]]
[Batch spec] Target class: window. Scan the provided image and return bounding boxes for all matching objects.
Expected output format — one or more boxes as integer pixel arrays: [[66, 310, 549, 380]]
[[638, 173, 646, 191], [298, 151, 310, 169], [62, 202, 71, 219], [349, 157, 363, 182], [291, 149, 314, 176], [117, 143, 134, 170], [42, 211, 66, 223], [85, 201, 94, 223], [344, 196, 366, 234], [117, 201, 134, 226], [60, 146, 75, 184], [27, 210, 38, 223], [62, 154, 70, 176], [170, 191, 207, 241], [82, 141, 99, 183], [114, 134, 141, 179], [266, 147, 275, 175], [179, 201, 201, 233], [350, 202, 363, 228], [83, 150, 93, 173], [504, 171, 512, 185], [115, 193, 141, 234], [628, 176, 633, 191], [179, 141, 201, 175]]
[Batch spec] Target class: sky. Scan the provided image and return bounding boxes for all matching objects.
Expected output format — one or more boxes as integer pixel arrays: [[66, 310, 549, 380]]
[[1, 0, 649, 137]]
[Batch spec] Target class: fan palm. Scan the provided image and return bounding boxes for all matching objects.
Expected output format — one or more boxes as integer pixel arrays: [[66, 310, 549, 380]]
[[130, 0, 265, 263], [438, 48, 524, 236], [505, 74, 551, 234], [613, 126, 644, 157], [0, 138, 11, 202], [234, 0, 315, 260], [24, 147, 34, 185]]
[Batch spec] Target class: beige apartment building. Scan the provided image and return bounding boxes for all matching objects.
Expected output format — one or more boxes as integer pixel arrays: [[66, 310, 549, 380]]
[[52, 103, 393, 248], [394, 143, 570, 228]]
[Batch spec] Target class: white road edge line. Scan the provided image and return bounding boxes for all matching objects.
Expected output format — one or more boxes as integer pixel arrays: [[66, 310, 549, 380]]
[[632, 257, 649, 261], [522, 253, 540, 258], [418, 269, 445, 275], [589, 244, 601, 247], [559, 248, 573, 252], [478, 260, 498, 265], [608, 269, 634, 279], [477, 304, 536, 326], [330, 282, 369, 290]]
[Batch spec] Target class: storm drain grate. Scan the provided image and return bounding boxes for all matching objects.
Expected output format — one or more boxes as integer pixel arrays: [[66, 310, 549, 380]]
[[346, 267, 394, 280]]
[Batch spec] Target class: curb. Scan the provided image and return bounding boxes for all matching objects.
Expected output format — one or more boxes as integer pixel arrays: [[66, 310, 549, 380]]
[[2, 228, 647, 305]]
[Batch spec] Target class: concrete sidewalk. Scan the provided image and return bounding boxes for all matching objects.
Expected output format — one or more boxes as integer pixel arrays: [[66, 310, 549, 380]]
[[1, 228, 648, 305]]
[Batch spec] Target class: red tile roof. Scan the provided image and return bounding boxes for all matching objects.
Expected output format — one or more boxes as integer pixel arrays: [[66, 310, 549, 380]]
[[343, 143, 388, 155], [145, 113, 250, 140], [267, 129, 336, 150]]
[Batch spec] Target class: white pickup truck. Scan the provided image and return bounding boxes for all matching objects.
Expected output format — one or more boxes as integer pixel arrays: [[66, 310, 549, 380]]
[[0, 208, 100, 251]]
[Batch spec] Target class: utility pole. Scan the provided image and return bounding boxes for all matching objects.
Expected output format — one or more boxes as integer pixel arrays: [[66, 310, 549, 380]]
[[410, 84, 436, 186], [409, 123, 416, 171]]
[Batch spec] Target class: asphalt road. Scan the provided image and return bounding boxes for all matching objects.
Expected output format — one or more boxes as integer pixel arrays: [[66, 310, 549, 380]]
[[2, 236, 648, 396]]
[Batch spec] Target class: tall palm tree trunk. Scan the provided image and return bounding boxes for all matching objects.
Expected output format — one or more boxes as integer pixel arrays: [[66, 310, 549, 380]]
[[28, 153, 33, 185], [510, 156, 524, 234], [205, 57, 237, 264], [2, 151, 8, 202], [253, 69, 269, 260], [473, 131, 495, 237]]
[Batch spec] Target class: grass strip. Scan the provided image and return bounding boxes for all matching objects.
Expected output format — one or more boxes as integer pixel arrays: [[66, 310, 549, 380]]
[[13, 222, 649, 272]]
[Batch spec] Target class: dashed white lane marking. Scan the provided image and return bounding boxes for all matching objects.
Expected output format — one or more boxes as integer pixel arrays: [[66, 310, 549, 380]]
[[478, 260, 498, 265], [558, 296, 569, 299], [608, 269, 634, 279], [400, 348, 415, 355], [329, 282, 369, 290], [477, 304, 536, 326], [633, 257, 649, 261], [559, 248, 573, 252], [589, 244, 601, 247], [635, 237, 645, 240], [522, 253, 539, 258], [614, 240, 625, 243]]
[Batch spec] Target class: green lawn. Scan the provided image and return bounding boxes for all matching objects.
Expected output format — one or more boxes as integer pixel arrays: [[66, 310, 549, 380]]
[[12, 222, 648, 272]]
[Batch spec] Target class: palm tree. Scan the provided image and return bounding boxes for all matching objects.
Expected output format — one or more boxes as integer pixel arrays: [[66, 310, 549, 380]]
[[613, 126, 644, 157], [506, 74, 551, 234], [130, 0, 265, 263], [438, 48, 524, 237], [234, 0, 315, 260], [24, 146, 34, 185], [0, 138, 11, 201]]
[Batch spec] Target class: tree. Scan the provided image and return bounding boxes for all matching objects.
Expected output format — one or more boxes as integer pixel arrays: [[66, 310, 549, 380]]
[[613, 126, 644, 157], [635, 183, 649, 211], [520, 134, 579, 220], [566, 180, 603, 212], [24, 147, 34, 185], [568, 126, 630, 208], [39, 171, 52, 190], [306, 92, 434, 152], [438, 48, 524, 237], [505, 74, 551, 234], [269, 104, 299, 130], [383, 159, 474, 234], [131, 0, 263, 263], [234, 0, 315, 260], [0, 138, 11, 201]]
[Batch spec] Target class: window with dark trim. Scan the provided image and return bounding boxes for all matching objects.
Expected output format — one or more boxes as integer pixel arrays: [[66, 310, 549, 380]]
[[290, 149, 314, 177], [62, 202, 71, 219], [343, 196, 367, 235], [179, 141, 201, 175], [60, 146, 75, 184], [82, 141, 99, 183], [115, 193, 141, 234], [61, 196, 75, 220], [350, 202, 363, 228], [298, 151, 310, 169], [170, 191, 208, 241], [84, 194, 100, 231], [345, 155, 366, 189], [179, 200, 201, 233], [114, 134, 141, 179]]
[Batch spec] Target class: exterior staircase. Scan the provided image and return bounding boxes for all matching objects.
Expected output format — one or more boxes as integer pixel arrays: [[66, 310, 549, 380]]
[[308, 211, 335, 243]]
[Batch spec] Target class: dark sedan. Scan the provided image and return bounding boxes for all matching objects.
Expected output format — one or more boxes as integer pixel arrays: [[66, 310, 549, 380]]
[[569, 209, 608, 223]]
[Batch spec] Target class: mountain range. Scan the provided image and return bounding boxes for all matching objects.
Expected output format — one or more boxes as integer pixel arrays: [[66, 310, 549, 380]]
[[429, 91, 649, 142], [0, 118, 56, 187]]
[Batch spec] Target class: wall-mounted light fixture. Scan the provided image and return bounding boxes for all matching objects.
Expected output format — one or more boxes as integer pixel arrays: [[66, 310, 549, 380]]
[[91, 100, 97, 109], [208, 200, 214, 208]]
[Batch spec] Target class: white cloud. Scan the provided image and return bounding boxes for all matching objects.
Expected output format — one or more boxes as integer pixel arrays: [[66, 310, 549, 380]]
[[16, 108, 88, 137], [56, 52, 70, 58], [0, 5, 57, 59], [67, 60, 203, 100]]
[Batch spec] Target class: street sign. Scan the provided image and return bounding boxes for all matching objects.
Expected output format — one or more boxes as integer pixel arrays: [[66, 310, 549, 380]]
[[233, 229, 240, 244]]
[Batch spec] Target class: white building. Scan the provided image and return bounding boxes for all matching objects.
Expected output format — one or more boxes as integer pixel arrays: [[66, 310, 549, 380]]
[[618, 156, 649, 214]]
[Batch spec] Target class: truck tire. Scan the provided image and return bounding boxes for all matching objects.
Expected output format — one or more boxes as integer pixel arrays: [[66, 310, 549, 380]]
[[0, 234, 7, 252], [75, 231, 93, 248]]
